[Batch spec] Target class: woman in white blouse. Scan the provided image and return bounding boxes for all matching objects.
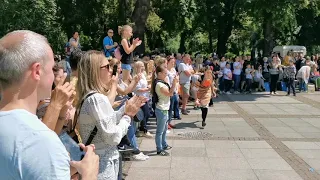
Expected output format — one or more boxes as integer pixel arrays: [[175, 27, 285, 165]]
[[133, 61, 153, 138], [76, 51, 146, 180]]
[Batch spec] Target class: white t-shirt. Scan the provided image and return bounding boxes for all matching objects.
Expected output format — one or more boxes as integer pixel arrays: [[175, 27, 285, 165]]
[[220, 61, 227, 69], [167, 68, 178, 92], [224, 68, 232, 80], [0, 109, 70, 179], [155, 82, 171, 110], [134, 73, 150, 99], [178, 63, 193, 84], [233, 62, 242, 75]]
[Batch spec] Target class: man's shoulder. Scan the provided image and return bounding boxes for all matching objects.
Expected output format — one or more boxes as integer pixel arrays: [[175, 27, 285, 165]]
[[0, 110, 70, 179]]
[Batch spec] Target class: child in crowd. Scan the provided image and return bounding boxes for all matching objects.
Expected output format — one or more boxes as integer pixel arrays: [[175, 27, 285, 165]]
[[245, 64, 254, 93], [223, 63, 232, 94], [284, 59, 297, 96]]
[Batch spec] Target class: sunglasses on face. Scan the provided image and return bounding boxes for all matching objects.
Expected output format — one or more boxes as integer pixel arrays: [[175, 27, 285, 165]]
[[108, 32, 114, 34], [100, 64, 110, 70]]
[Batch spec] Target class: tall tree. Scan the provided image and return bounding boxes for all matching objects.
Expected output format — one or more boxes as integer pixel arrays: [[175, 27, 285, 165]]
[[131, 0, 151, 54]]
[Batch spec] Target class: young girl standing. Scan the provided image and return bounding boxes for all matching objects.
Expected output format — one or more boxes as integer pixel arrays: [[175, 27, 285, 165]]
[[153, 66, 178, 156], [118, 25, 141, 84], [195, 66, 217, 127]]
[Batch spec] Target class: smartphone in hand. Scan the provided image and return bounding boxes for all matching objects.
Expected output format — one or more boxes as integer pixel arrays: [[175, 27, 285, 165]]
[[59, 132, 85, 161], [112, 65, 118, 76]]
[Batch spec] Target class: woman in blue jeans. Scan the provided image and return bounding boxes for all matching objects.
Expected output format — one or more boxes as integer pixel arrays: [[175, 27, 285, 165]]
[[153, 66, 178, 156], [167, 56, 181, 129]]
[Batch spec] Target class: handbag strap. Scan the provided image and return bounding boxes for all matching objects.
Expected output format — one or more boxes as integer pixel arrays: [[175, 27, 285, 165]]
[[72, 92, 97, 132]]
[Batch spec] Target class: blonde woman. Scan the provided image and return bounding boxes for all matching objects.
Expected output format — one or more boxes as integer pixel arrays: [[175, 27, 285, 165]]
[[133, 61, 153, 138], [118, 25, 141, 84], [77, 51, 146, 180]]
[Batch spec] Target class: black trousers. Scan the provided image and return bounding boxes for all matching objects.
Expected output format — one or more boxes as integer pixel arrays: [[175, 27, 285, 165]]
[[287, 78, 296, 95], [224, 79, 232, 92], [270, 74, 279, 93]]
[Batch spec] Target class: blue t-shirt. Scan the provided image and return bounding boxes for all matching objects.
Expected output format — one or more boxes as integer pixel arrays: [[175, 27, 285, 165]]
[[0, 109, 70, 180], [103, 36, 115, 57]]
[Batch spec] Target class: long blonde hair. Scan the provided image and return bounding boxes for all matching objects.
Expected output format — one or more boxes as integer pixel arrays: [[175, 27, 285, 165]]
[[133, 61, 144, 76], [118, 25, 132, 38], [77, 50, 108, 107]]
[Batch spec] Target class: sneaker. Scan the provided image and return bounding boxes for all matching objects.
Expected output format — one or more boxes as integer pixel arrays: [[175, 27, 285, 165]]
[[163, 145, 172, 150], [132, 153, 148, 161], [140, 152, 150, 159], [234, 91, 240, 94], [202, 121, 206, 127], [167, 125, 172, 130], [166, 130, 171, 134], [118, 145, 134, 152], [157, 150, 170, 156], [175, 117, 182, 120], [226, 91, 231, 95], [274, 92, 278, 95], [144, 132, 153, 138]]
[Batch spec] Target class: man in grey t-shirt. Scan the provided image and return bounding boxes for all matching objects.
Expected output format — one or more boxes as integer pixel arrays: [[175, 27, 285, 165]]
[[178, 54, 194, 115]]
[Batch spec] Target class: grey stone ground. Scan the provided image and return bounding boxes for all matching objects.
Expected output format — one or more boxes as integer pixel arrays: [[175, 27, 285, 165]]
[[125, 91, 320, 180]]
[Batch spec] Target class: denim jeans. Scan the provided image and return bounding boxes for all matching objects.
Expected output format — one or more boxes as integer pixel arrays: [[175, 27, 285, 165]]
[[155, 108, 169, 152], [233, 74, 241, 91], [219, 77, 224, 92], [169, 93, 180, 123], [127, 120, 139, 152], [298, 78, 308, 91], [139, 103, 150, 132]]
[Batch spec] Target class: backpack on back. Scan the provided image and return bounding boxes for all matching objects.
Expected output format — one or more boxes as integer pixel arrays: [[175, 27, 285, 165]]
[[114, 47, 122, 60]]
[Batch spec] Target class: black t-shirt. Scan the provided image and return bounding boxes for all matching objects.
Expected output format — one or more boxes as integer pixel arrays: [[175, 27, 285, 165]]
[[120, 39, 133, 65]]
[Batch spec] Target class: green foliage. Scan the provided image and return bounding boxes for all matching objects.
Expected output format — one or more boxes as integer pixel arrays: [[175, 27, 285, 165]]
[[1, 0, 320, 55], [146, 11, 164, 33]]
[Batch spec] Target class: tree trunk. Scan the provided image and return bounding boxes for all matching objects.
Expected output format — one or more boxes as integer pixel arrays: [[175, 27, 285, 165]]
[[262, 13, 274, 57], [216, 0, 237, 57], [179, 31, 187, 53], [131, 0, 151, 54]]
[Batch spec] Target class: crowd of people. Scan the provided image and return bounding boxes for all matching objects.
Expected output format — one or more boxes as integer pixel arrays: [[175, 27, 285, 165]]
[[1, 24, 320, 180]]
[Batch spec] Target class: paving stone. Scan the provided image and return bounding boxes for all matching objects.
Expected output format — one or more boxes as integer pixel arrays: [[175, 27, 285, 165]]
[[171, 147, 207, 157], [240, 148, 281, 159], [170, 168, 214, 180], [171, 157, 211, 169], [247, 158, 293, 170], [172, 140, 205, 147], [303, 159, 320, 170], [206, 148, 244, 158], [212, 169, 258, 180], [130, 156, 171, 168], [208, 157, 251, 170], [236, 141, 272, 149], [283, 141, 320, 150], [204, 140, 238, 148], [254, 170, 303, 180], [126, 168, 170, 180], [293, 149, 320, 159], [271, 132, 304, 138]]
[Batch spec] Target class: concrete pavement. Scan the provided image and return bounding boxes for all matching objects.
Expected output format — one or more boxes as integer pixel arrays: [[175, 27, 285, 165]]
[[125, 92, 320, 180]]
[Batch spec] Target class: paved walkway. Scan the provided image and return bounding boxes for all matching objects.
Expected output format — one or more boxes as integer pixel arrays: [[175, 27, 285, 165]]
[[125, 92, 320, 180]]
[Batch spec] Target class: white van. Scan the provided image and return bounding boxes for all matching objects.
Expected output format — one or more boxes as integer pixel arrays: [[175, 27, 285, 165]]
[[272, 46, 307, 57]]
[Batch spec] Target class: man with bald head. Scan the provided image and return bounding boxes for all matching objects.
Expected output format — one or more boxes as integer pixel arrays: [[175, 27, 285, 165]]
[[0, 30, 98, 179]]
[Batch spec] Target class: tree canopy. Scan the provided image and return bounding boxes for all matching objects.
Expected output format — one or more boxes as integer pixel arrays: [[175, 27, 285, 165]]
[[1, 0, 320, 56]]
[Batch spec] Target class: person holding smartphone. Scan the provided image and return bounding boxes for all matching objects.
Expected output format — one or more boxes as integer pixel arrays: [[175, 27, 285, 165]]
[[0, 30, 99, 180], [77, 51, 147, 180]]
